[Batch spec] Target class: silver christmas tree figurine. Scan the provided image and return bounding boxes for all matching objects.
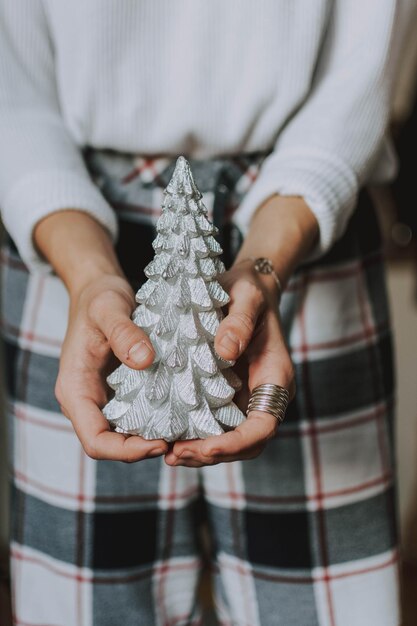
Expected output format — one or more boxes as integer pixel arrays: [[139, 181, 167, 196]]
[[103, 156, 246, 441]]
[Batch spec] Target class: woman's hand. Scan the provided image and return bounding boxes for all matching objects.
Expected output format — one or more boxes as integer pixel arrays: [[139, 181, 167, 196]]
[[164, 260, 295, 467], [34, 210, 169, 462], [165, 194, 319, 467], [55, 274, 169, 462]]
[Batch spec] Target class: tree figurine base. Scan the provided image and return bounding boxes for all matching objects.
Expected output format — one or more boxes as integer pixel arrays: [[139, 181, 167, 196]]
[[103, 156, 246, 441]]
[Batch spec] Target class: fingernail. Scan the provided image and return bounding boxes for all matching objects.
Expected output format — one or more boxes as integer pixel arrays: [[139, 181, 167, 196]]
[[219, 332, 240, 355], [128, 341, 153, 364]]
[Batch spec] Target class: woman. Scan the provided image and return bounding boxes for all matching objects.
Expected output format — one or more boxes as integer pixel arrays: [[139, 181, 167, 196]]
[[0, 1, 400, 625]]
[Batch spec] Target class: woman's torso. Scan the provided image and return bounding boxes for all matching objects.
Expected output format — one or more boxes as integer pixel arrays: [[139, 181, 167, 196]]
[[46, 0, 330, 156]]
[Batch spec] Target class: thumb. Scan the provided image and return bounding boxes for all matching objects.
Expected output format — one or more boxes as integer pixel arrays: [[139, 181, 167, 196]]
[[89, 290, 155, 369], [215, 280, 264, 361]]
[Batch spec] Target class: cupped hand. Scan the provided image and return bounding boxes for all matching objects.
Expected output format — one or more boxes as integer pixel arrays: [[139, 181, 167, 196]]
[[55, 274, 169, 462], [165, 260, 295, 467]]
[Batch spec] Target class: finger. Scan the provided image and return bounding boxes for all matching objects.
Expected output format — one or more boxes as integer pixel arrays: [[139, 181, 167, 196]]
[[169, 411, 277, 464], [215, 280, 264, 361], [165, 441, 264, 466], [247, 309, 295, 398], [89, 290, 155, 369], [69, 396, 168, 462]]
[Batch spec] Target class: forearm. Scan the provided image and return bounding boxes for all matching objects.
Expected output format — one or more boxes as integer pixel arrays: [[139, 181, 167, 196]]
[[234, 195, 319, 288], [34, 210, 124, 295]]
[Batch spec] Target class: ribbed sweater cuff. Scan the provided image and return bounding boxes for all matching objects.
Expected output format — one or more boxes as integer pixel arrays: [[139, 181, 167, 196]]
[[2, 169, 118, 273], [233, 149, 359, 259]]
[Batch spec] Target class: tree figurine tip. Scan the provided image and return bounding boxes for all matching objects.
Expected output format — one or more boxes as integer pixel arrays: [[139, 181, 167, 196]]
[[166, 155, 201, 199]]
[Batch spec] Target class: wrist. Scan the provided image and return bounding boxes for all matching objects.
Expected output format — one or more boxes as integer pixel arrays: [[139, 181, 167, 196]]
[[235, 195, 319, 287], [34, 209, 125, 296], [67, 259, 125, 301], [234, 257, 282, 303]]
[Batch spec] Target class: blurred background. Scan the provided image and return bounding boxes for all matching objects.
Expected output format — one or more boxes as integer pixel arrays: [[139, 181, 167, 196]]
[[1, 5, 417, 625]]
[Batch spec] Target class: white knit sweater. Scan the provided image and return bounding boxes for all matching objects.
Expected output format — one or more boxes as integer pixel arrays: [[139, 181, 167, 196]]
[[0, 0, 399, 271]]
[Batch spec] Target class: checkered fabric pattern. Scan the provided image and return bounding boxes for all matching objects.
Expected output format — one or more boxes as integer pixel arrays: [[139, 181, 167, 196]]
[[0, 150, 400, 626]]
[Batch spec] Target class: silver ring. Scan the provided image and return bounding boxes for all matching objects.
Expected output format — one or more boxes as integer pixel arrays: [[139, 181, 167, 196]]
[[246, 383, 290, 423]]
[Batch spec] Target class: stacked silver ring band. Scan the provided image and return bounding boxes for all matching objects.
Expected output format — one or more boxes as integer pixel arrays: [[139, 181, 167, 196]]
[[246, 383, 290, 423]]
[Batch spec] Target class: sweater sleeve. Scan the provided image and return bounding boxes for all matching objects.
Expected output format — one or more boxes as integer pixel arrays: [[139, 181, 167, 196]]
[[233, 0, 398, 258], [0, 0, 118, 273]]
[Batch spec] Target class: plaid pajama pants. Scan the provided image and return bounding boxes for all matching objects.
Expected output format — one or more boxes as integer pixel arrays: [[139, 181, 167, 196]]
[[1, 150, 400, 626]]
